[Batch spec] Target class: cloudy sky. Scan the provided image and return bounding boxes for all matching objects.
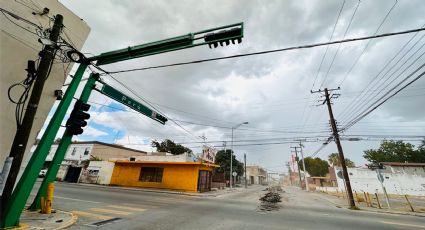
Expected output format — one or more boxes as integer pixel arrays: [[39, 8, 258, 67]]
[[52, 0, 425, 173]]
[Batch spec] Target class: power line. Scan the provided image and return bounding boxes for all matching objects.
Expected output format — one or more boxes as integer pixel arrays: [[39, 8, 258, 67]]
[[338, 0, 398, 87], [341, 47, 425, 126], [312, 0, 346, 90], [100, 27, 425, 75], [338, 30, 425, 121], [92, 65, 204, 143], [319, 0, 361, 88], [300, 0, 347, 138], [342, 64, 425, 131]]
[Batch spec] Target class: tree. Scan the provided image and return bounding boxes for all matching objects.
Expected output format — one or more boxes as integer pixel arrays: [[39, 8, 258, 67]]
[[363, 140, 425, 164], [214, 149, 244, 179], [298, 157, 329, 177], [151, 139, 192, 155], [328, 153, 355, 167]]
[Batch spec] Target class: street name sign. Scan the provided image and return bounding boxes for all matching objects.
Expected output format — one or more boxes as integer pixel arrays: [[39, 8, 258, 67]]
[[100, 84, 167, 124]]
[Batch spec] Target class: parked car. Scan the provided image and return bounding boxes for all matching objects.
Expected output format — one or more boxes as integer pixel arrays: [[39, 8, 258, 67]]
[[39, 169, 47, 178]]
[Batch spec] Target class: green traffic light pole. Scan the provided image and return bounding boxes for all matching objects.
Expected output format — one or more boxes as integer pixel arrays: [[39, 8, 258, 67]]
[[1, 63, 89, 228], [28, 74, 97, 210], [1, 22, 243, 228]]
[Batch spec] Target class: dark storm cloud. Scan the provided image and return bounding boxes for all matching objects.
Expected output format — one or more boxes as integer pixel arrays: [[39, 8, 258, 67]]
[[61, 0, 425, 168]]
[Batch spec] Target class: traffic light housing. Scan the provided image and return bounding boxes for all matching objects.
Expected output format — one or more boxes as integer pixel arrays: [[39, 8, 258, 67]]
[[204, 27, 243, 48], [66, 100, 91, 135]]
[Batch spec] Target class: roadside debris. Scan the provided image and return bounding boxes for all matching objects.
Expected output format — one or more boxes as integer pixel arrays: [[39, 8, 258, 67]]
[[258, 187, 283, 212], [260, 191, 282, 203]]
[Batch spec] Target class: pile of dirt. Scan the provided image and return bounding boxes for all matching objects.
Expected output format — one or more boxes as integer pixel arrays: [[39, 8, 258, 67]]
[[260, 191, 282, 203], [258, 190, 282, 212]]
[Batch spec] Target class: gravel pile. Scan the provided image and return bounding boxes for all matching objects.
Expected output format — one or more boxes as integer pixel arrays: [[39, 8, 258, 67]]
[[260, 191, 282, 203], [258, 190, 282, 212]]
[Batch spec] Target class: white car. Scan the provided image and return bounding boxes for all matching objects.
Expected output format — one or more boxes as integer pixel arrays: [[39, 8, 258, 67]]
[[39, 169, 47, 177]]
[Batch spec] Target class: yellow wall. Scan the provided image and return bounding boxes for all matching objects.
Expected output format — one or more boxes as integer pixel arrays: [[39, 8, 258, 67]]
[[110, 163, 213, 192]]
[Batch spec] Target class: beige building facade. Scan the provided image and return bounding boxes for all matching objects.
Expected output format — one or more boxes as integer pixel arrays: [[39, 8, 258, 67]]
[[40, 141, 147, 182], [246, 165, 267, 185], [1, 0, 90, 172]]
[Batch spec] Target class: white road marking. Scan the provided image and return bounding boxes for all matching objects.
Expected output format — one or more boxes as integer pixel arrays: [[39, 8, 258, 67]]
[[55, 196, 101, 204], [382, 221, 425, 229]]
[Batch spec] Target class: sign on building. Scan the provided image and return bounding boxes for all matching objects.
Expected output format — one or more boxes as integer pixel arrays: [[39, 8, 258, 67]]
[[201, 145, 216, 163]]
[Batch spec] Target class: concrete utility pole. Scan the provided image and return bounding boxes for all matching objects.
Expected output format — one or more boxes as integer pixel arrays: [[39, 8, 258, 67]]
[[1, 15, 63, 215], [223, 141, 227, 186], [290, 146, 303, 189], [230, 128, 234, 189], [286, 162, 293, 185], [315, 88, 355, 208], [299, 142, 309, 191], [229, 122, 248, 189], [244, 153, 247, 189]]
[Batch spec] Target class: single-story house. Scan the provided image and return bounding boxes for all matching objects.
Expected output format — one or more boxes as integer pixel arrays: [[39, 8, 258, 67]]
[[110, 160, 219, 192]]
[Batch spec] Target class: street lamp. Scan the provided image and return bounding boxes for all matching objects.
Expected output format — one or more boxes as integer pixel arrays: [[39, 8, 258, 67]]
[[230, 121, 248, 189]]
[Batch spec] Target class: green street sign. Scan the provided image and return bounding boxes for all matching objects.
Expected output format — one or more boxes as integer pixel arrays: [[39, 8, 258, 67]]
[[100, 84, 167, 124]]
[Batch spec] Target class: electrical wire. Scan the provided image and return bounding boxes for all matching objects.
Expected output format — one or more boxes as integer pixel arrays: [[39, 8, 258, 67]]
[[341, 47, 425, 126], [99, 27, 425, 75], [311, 0, 346, 91], [92, 64, 204, 143], [319, 0, 361, 88], [338, 29, 425, 121], [338, 0, 398, 87], [342, 65, 425, 131]]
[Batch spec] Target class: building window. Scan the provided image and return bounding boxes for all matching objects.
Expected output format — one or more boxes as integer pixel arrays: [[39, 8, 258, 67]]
[[84, 148, 90, 155], [71, 148, 76, 156], [139, 167, 163, 182]]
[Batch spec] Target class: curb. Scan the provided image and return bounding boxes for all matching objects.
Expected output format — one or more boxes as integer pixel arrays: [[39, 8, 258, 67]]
[[55, 210, 78, 230], [316, 193, 425, 217], [6, 223, 29, 230], [357, 208, 425, 218], [58, 182, 220, 197]]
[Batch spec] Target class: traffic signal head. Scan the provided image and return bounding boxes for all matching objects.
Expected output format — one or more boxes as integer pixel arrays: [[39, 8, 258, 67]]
[[204, 27, 243, 49], [66, 100, 91, 135]]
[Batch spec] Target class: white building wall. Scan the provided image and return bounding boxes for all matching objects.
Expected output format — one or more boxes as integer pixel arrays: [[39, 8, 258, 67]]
[[43, 143, 93, 162], [0, 0, 90, 173], [335, 167, 425, 196], [79, 161, 114, 185], [110, 152, 195, 162]]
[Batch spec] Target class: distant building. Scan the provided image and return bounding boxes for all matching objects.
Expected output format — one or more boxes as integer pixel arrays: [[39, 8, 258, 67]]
[[246, 166, 267, 185], [37, 141, 147, 182], [334, 162, 425, 196]]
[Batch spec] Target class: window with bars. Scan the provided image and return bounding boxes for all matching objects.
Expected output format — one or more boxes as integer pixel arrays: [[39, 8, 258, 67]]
[[139, 167, 163, 182]]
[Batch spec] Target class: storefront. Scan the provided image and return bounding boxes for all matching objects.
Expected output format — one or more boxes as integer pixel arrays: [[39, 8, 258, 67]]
[[110, 161, 219, 192]]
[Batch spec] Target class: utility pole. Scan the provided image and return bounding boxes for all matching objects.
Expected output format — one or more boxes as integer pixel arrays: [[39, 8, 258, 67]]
[[299, 142, 309, 191], [286, 162, 293, 185], [312, 87, 356, 208], [244, 153, 247, 189], [290, 146, 303, 189], [229, 122, 248, 189], [230, 128, 234, 189], [1, 15, 63, 216], [223, 141, 227, 187]]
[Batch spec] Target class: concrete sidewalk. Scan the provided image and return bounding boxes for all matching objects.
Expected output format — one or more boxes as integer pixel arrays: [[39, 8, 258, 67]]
[[13, 209, 77, 230]]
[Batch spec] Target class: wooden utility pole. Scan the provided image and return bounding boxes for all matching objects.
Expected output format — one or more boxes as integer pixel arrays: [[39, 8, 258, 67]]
[[318, 88, 355, 208], [244, 153, 247, 189], [1, 15, 63, 216]]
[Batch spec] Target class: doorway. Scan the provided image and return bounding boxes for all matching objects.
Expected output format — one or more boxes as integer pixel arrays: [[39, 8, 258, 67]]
[[64, 166, 82, 183]]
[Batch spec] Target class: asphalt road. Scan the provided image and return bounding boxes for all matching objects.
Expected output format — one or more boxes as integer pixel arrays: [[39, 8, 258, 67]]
[[31, 182, 425, 230]]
